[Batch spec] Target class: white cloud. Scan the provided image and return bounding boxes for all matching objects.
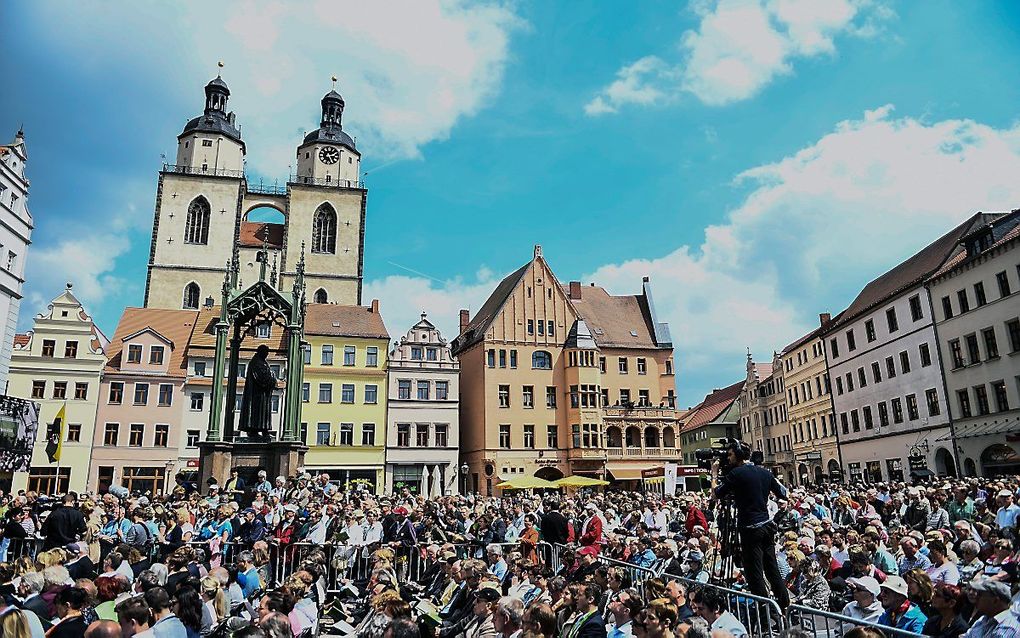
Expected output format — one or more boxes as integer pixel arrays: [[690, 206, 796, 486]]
[[34, 0, 523, 175], [371, 107, 1020, 405], [363, 271, 504, 344], [586, 0, 888, 113]]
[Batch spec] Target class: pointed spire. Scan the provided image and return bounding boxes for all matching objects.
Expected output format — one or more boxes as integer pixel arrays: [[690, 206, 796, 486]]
[[270, 252, 278, 288]]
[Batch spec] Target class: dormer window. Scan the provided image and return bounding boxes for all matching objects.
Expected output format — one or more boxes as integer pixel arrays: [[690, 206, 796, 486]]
[[150, 345, 165, 365], [256, 323, 271, 339], [127, 344, 142, 364]]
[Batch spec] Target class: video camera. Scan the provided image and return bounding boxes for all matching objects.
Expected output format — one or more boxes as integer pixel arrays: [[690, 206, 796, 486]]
[[693, 437, 746, 471]]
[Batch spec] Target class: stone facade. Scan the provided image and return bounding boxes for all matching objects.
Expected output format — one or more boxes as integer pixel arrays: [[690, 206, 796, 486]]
[[145, 77, 365, 312], [928, 210, 1020, 477], [385, 314, 460, 495], [0, 130, 33, 391], [6, 285, 107, 493], [452, 246, 678, 494]]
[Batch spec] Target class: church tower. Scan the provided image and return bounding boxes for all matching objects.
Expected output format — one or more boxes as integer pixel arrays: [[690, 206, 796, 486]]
[[282, 84, 366, 306], [145, 75, 246, 310], [145, 76, 366, 310]]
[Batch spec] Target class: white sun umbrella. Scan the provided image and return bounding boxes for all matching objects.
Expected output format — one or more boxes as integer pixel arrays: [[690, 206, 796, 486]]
[[419, 465, 430, 496], [431, 465, 443, 499]]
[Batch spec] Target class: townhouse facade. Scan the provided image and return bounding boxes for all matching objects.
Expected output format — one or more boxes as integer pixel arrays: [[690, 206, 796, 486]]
[[301, 302, 389, 492], [91, 308, 198, 494], [783, 314, 840, 485], [680, 381, 743, 466], [385, 313, 460, 495], [740, 356, 793, 481], [0, 129, 34, 391], [821, 214, 995, 482], [452, 245, 679, 495], [6, 285, 107, 493], [928, 210, 1020, 477]]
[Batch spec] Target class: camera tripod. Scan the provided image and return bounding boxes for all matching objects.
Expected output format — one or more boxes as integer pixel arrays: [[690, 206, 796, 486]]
[[711, 495, 741, 584]]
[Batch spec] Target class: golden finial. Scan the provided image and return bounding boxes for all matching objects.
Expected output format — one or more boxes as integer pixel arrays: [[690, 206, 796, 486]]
[[217, 61, 225, 76], [331, 75, 338, 90]]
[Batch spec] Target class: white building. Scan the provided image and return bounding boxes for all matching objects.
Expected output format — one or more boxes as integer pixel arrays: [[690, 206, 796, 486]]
[[0, 129, 34, 391], [385, 313, 460, 495], [823, 213, 993, 482], [927, 210, 1020, 477]]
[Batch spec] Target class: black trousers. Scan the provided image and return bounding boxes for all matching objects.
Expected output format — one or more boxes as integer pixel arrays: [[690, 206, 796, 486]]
[[738, 524, 789, 609]]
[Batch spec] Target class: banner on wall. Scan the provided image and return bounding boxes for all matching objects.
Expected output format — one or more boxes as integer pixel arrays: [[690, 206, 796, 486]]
[[0, 396, 41, 474]]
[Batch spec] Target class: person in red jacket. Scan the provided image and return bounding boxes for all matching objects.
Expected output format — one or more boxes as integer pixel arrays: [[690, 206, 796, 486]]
[[579, 503, 603, 550], [685, 500, 708, 536]]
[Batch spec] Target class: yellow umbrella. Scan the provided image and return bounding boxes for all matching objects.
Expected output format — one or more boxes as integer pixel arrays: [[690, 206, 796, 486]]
[[497, 476, 559, 490], [555, 475, 610, 487]]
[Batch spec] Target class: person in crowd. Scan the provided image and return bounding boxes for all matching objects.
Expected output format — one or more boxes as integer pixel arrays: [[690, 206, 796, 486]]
[[606, 587, 642, 638], [839, 576, 883, 631], [877, 575, 927, 634], [964, 577, 1017, 637], [922, 583, 968, 638], [690, 587, 747, 637]]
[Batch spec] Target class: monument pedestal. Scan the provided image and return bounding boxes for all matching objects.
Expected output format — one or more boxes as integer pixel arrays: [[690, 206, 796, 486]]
[[198, 440, 308, 487]]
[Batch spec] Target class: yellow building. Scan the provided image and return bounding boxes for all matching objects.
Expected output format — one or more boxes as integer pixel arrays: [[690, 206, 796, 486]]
[[6, 284, 108, 493], [301, 301, 389, 492], [452, 246, 679, 495], [782, 313, 841, 484]]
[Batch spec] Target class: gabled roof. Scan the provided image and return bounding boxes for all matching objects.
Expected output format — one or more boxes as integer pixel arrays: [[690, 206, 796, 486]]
[[305, 303, 389, 339], [682, 380, 744, 432], [121, 326, 174, 347], [932, 210, 1020, 280], [187, 307, 289, 353], [451, 262, 531, 354], [826, 212, 1000, 331], [570, 284, 664, 349], [105, 308, 199, 376]]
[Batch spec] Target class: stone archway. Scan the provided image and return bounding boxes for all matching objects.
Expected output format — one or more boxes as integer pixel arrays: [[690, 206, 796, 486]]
[[798, 463, 809, 485], [934, 447, 957, 477], [814, 465, 824, 483], [981, 444, 1020, 477], [828, 458, 842, 482], [964, 457, 977, 477]]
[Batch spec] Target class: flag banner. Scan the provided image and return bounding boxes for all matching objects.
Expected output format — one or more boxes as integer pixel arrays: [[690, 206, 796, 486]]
[[0, 396, 40, 474], [45, 404, 66, 463]]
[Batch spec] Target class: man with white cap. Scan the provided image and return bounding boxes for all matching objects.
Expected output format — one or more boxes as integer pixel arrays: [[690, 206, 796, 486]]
[[995, 490, 1020, 530], [840, 576, 883, 631], [878, 575, 927, 633], [579, 502, 603, 550]]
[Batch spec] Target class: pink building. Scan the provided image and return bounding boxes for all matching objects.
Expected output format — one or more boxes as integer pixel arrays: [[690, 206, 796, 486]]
[[90, 308, 198, 494]]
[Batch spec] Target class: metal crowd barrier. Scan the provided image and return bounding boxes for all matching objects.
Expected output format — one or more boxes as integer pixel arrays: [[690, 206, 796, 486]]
[[595, 553, 658, 597], [668, 573, 786, 636], [0, 537, 46, 562], [787, 604, 924, 638]]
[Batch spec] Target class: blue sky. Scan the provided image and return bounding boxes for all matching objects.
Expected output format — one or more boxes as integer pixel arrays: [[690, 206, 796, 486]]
[[5, 1, 1020, 407]]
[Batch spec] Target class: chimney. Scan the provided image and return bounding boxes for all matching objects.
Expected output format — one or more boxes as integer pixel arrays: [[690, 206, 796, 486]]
[[568, 281, 581, 299], [819, 312, 831, 327], [460, 309, 470, 334], [370, 299, 379, 314]]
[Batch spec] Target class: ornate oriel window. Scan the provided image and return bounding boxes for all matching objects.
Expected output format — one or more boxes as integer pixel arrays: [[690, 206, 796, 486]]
[[311, 204, 337, 254], [183, 282, 200, 309], [184, 196, 211, 245]]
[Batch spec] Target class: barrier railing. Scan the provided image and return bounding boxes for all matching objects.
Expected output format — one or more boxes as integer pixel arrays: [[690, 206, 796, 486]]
[[0, 537, 46, 562], [667, 573, 786, 636], [787, 604, 924, 638]]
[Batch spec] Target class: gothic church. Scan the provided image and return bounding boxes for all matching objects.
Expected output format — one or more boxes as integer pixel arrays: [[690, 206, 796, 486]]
[[144, 76, 366, 309]]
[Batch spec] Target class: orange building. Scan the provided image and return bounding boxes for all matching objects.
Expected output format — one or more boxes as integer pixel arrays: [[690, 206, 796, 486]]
[[451, 246, 679, 495]]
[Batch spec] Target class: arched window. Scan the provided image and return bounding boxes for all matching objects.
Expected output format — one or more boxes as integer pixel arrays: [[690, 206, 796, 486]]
[[314, 288, 328, 304], [183, 282, 200, 310], [663, 426, 676, 448], [311, 204, 337, 254], [184, 196, 211, 245], [644, 427, 660, 448], [606, 427, 622, 448], [532, 350, 552, 369], [625, 426, 641, 448]]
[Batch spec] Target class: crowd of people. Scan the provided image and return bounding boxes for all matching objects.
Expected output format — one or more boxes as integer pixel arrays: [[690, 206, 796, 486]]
[[0, 468, 1018, 638]]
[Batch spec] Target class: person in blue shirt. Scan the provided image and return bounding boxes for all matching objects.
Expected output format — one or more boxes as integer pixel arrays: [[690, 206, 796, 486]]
[[878, 575, 928, 634], [629, 538, 656, 569], [236, 550, 262, 598]]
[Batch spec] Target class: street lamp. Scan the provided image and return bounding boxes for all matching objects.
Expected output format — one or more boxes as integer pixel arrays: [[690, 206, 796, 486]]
[[460, 462, 469, 495]]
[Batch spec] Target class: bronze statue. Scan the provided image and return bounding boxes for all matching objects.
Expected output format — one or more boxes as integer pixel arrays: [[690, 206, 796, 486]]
[[238, 344, 277, 441]]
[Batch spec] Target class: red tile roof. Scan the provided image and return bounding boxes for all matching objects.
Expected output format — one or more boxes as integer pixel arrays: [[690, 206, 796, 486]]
[[933, 212, 1020, 279], [238, 221, 284, 249], [105, 308, 199, 376], [681, 380, 744, 432], [305, 303, 389, 339], [570, 284, 660, 349]]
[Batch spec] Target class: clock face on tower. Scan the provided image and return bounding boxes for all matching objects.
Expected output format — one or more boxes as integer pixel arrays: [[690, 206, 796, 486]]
[[318, 146, 340, 165]]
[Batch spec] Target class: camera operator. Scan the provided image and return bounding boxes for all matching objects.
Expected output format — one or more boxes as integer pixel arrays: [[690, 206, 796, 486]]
[[709, 440, 789, 609]]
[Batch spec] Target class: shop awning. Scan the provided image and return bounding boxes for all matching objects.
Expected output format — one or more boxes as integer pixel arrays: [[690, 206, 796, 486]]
[[910, 468, 936, 478], [936, 418, 1020, 441], [607, 467, 645, 481], [644, 477, 665, 484], [555, 475, 610, 487], [497, 476, 559, 490]]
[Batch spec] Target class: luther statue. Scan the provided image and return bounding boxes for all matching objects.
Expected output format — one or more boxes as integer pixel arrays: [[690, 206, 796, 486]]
[[239, 344, 277, 441]]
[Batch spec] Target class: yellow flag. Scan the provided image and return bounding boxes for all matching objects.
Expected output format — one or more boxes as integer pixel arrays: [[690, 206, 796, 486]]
[[45, 404, 65, 463]]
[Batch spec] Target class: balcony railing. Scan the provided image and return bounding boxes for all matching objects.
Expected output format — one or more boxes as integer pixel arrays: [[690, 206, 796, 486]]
[[606, 446, 681, 457], [162, 163, 245, 179], [603, 404, 678, 418], [289, 175, 365, 189], [568, 448, 607, 460], [247, 181, 288, 196], [774, 450, 793, 463]]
